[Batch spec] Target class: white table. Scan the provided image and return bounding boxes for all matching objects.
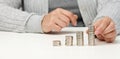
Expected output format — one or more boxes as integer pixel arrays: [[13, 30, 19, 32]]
[[0, 27, 120, 59]]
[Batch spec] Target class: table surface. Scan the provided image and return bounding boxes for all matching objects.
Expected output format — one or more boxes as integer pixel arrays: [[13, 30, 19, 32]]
[[0, 27, 120, 59]]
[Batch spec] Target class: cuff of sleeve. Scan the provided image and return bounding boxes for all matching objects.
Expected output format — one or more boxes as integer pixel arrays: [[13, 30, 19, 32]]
[[25, 14, 45, 33]]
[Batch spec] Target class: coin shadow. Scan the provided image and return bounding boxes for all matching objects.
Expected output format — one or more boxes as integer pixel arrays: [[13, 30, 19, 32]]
[[46, 31, 77, 35], [96, 39, 120, 46]]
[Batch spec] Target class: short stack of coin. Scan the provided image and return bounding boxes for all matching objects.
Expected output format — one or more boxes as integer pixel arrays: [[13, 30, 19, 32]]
[[65, 36, 73, 46], [88, 25, 95, 46], [76, 31, 84, 46], [53, 40, 61, 46]]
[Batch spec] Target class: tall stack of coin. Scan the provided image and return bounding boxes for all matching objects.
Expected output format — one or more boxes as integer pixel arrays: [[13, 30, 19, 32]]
[[76, 31, 84, 46], [88, 25, 95, 46]]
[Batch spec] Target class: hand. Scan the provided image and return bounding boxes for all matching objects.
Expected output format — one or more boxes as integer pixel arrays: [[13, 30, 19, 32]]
[[94, 16, 117, 43], [42, 8, 78, 33]]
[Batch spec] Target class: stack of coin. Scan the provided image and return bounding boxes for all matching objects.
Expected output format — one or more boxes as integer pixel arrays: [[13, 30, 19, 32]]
[[65, 36, 73, 46], [76, 31, 84, 46], [53, 40, 61, 46], [88, 25, 95, 46]]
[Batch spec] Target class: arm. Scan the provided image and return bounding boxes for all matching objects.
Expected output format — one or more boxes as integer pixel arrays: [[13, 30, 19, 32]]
[[94, 0, 120, 35], [93, 0, 120, 42], [0, 0, 44, 33]]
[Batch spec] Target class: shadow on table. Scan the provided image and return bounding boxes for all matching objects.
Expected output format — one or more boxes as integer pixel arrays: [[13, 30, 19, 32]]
[[96, 38, 120, 46], [46, 31, 120, 46], [46, 31, 77, 35]]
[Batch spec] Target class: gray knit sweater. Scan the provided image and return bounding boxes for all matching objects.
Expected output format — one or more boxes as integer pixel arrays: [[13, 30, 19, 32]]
[[0, 0, 120, 35]]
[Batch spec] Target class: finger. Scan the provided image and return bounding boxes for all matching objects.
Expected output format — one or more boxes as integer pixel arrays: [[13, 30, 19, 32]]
[[69, 15, 78, 26], [104, 22, 116, 34], [58, 14, 70, 26], [104, 31, 116, 43], [59, 8, 78, 26], [52, 24, 62, 32], [55, 17, 67, 28], [96, 34, 105, 41], [94, 20, 103, 40], [95, 17, 111, 35]]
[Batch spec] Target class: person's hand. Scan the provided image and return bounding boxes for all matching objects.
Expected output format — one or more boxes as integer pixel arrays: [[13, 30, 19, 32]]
[[42, 8, 78, 33], [94, 16, 117, 43]]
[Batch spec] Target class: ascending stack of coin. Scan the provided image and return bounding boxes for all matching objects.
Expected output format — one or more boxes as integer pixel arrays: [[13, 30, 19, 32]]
[[53, 40, 61, 46], [88, 25, 95, 46], [65, 36, 73, 46], [76, 31, 84, 46]]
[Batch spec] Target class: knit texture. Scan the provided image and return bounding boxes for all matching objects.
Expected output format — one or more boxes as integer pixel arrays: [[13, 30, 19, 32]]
[[0, 0, 120, 35]]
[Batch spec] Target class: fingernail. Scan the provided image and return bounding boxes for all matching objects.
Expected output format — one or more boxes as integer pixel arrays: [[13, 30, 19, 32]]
[[95, 31, 100, 35], [74, 22, 77, 26], [74, 15, 77, 17]]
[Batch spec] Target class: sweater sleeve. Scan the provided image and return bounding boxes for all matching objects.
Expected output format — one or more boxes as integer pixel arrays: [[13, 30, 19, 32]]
[[94, 0, 120, 35], [0, 0, 44, 33]]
